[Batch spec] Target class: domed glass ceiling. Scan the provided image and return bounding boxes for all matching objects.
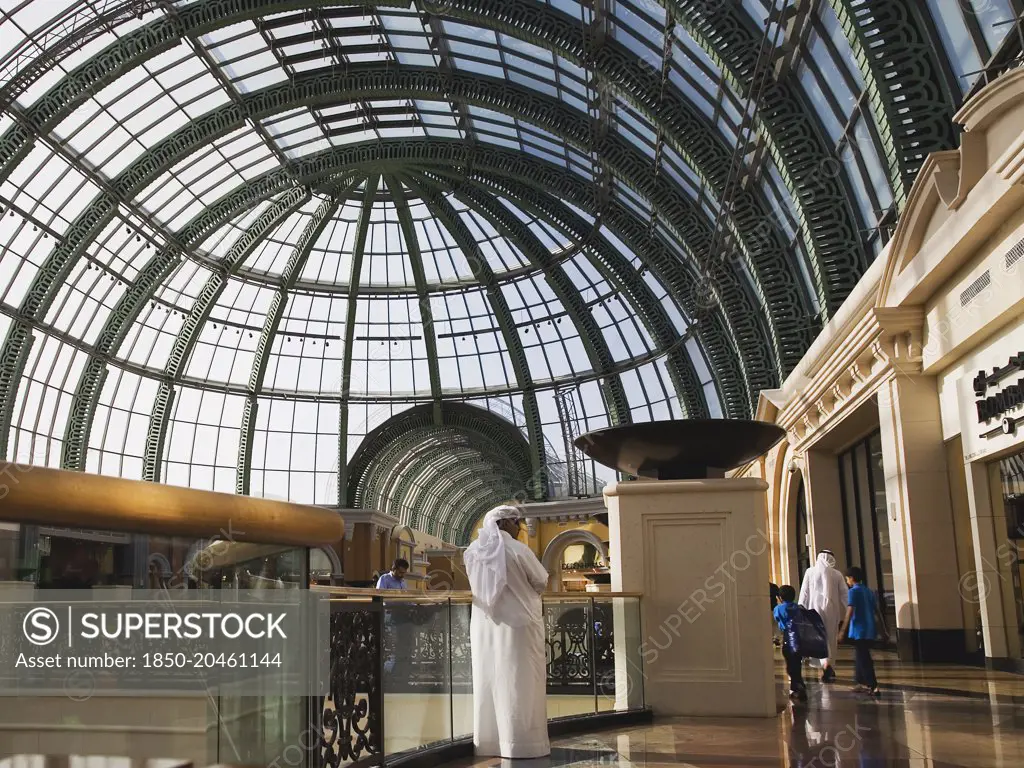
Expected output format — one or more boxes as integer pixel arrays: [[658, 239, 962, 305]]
[[0, 0, 1019, 541]]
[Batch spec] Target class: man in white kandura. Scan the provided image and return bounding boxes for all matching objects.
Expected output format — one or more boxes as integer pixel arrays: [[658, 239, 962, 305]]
[[799, 549, 849, 683], [464, 505, 551, 760]]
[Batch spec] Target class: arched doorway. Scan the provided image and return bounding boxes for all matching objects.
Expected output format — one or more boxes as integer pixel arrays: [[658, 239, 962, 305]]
[[541, 529, 609, 592], [147, 553, 172, 588], [310, 547, 342, 586], [795, 475, 811, 579]]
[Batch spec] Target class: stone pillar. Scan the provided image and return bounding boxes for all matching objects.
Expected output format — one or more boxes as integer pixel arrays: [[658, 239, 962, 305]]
[[605, 478, 774, 717], [963, 459, 1020, 660], [611, 596, 644, 710], [877, 375, 966, 661]]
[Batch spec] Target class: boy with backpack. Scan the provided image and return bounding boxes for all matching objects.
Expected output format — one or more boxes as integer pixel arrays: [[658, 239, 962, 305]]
[[773, 584, 807, 701]]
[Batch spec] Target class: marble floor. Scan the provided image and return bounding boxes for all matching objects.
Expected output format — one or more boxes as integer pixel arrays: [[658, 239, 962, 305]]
[[446, 651, 1024, 767]]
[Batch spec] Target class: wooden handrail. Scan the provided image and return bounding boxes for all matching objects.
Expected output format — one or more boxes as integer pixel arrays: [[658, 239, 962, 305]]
[[312, 586, 642, 599], [0, 462, 343, 546]]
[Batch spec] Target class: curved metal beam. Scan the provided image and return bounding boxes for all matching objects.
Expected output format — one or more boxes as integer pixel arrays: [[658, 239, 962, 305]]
[[825, 0, 958, 211], [238, 188, 349, 494], [429, 0, 829, 332], [664, 0, 868, 317], [337, 173, 380, 499], [59, 241, 181, 470], [139, 187, 309, 481], [402, 176, 548, 489], [432, 171, 711, 418], [445, 182, 632, 427], [0, 20, 801, 372], [386, 176, 442, 422]]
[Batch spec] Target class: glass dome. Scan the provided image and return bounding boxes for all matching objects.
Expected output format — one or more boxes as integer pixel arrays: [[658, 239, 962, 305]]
[[0, 0, 1018, 541]]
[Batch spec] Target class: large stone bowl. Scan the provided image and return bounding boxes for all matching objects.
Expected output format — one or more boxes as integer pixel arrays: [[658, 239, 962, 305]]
[[574, 419, 786, 480]]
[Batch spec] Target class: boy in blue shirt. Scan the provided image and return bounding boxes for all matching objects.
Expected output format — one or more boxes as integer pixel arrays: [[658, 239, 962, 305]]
[[839, 566, 887, 696], [773, 584, 807, 701]]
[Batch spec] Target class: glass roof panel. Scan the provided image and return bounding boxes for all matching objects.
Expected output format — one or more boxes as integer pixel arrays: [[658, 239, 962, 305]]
[[9, 0, 978, 527]]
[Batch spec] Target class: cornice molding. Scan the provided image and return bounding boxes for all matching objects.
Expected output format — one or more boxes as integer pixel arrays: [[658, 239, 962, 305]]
[[520, 497, 607, 522], [775, 306, 924, 449], [331, 507, 400, 540], [422, 546, 460, 557], [954, 67, 1024, 132]]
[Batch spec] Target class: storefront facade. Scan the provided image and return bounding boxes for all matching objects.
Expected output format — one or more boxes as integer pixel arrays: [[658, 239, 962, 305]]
[[753, 67, 1024, 667]]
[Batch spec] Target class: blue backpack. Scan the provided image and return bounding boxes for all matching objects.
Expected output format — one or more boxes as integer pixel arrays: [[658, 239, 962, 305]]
[[786, 606, 829, 659]]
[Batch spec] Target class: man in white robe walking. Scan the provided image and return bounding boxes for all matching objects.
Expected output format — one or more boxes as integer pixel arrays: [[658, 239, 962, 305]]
[[464, 505, 551, 760], [799, 549, 849, 683]]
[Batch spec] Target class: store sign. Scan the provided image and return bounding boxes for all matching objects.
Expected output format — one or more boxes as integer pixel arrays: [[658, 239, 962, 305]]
[[973, 352, 1024, 435]]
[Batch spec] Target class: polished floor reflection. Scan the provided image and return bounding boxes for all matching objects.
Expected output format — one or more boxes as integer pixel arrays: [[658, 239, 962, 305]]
[[447, 652, 1024, 767]]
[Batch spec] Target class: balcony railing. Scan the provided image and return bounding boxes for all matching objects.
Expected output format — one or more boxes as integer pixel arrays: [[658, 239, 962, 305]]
[[307, 589, 646, 766]]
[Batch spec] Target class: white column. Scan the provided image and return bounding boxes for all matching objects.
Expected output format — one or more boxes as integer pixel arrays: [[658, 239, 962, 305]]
[[610, 596, 644, 710], [964, 459, 1019, 659], [877, 375, 965, 659], [606, 478, 775, 717]]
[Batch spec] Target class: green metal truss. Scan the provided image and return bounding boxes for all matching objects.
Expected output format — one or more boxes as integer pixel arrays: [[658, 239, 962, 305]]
[[826, 0, 959, 212], [337, 173, 380, 503], [237, 187, 351, 494], [430, 171, 711, 418], [140, 187, 310, 481], [429, 0, 825, 354], [665, 0, 869, 316], [386, 176, 444, 425], [443, 182, 633, 428], [0, 7, 814, 373], [402, 175, 548, 491]]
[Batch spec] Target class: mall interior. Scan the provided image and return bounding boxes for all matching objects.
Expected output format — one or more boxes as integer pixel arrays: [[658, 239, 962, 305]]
[[1, 0, 1024, 766]]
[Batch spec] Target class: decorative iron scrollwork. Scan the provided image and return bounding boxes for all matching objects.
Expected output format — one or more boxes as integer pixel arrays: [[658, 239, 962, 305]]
[[319, 602, 382, 768], [544, 604, 592, 691]]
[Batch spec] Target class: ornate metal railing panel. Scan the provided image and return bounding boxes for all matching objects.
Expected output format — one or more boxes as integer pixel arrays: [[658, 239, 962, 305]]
[[544, 602, 593, 693], [313, 593, 638, 766], [381, 600, 454, 693], [319, 601, 384, 768], [375, 597, 616, 696]]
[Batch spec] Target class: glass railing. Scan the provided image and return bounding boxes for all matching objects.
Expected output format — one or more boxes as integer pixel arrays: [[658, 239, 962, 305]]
[[313, 589, 646, 765]]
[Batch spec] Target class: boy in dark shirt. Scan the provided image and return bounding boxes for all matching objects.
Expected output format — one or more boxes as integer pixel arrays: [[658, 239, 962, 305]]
[[773, 584, 807, 701]]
